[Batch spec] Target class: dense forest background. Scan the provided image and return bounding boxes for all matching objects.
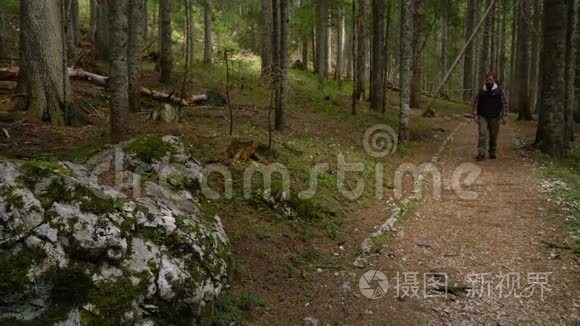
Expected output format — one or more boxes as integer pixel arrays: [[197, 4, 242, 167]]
[[0, 0, 578, 156]]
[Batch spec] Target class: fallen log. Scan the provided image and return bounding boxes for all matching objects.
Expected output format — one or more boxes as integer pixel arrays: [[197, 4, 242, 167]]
[[0, 67, 208, 107], [68, 68, 208, 106]]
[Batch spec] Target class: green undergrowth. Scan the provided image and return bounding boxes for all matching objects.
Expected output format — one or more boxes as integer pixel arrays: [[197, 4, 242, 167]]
[[210, 292, 265, 326], [534, 149, 580, 253]]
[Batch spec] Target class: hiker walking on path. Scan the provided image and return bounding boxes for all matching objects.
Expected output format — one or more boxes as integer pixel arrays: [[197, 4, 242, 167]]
[[473, 72, 508, 160]]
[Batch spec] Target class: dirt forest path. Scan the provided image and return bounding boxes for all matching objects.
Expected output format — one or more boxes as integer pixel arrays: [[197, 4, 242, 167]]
[[307, 121, 580, 326]]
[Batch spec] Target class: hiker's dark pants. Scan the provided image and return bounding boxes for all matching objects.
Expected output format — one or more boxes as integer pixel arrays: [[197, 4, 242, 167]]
[[478, 116, 500, 156]]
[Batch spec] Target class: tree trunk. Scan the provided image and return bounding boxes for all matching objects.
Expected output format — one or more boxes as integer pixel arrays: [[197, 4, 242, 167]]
[[354, 0, 367, 100], [326, 15, 332, 77], [72, 0, 80, 45], [21, 0, 71, 126], [399, 0, 413, 143], [535, 0, 568, 157], [509, 0, 518, 106], [477, 0, 492, 84], [576, 12, 580, 123], [95, 0, 110, 60], [143, 0, 149, 42], [0, 6, 6, 58], [463, 0, 476, 101], [109, 0, 129, 143], [203, 0, 213, 64], [382, 0, 392, 112], [370, 0, 385, 110], [335, 5, 344, 83], [15, 0, 28, 102], [344, 12, 353, 78], [498, 0, 506, 84], [472, 0, 481, 90], [65, 0, 79, 61], [316, 0, 328, 88], [564, 0, 578, 146], [489, 0, 497, 72], [261, 0, 273, 73], [159, 0, 173, 83], [275, 0, 289, 130], [515, 0, 532, 120], [530, 0, 542, 114], [90, 0, 97, 43], [300, 0, 308, 70], [128, 0, 145, 113], [409, 0, 425, 109], [440, 0, 449, 97]]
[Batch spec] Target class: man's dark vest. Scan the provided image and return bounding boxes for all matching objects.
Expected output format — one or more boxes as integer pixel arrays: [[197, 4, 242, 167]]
[[477, 87, 503, 118]]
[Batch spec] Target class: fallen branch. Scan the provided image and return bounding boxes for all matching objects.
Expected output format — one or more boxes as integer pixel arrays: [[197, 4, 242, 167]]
[[1, 67, 209, 107], [68, 68, 208, 106]]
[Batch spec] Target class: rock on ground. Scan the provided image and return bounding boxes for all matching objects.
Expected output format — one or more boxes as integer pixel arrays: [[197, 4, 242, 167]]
[[0, 135, 230, 325]]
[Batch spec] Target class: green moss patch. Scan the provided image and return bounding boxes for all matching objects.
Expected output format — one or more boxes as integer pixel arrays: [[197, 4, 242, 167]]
[[1, 186, 25, 211], [18, 160, 67, 190], [0, 247, 46, 292], [125, 134, 178, 164], [85, 276, 144, 324]]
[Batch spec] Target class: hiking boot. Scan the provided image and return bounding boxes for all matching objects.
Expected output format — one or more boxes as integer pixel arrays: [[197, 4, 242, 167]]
[[489, 153, 496, 159], [476, 154, 486, 161]]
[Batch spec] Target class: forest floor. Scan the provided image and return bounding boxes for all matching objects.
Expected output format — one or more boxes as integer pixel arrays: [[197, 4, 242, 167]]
[[0, 57, 578, 325], [260, 120, 580, 326]]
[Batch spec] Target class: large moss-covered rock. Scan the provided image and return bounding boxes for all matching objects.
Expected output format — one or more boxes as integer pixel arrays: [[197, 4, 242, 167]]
[[0, 136, 230, 325]]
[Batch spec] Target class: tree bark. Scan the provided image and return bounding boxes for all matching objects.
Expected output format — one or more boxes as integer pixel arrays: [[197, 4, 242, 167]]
[[90, 0, 97, 43], [399, 0, 413, 143], [300, 0, 308, 70], [335, 4, 344, 83], [370, 0, 385, 110], [109, 0, 129, 143], [489, 0, 497, 72], [159, 0, 173, 83], [498, 0, 506, 84], [143, 0, 150, 42], [0, 6, 6, 59], [203, 0, 213, 64], [128, 0, 145, 113], [72, 0, 80, 45], [508, 0, 518, 106], [530, 0, 542, 114], [65, 0, 79, 61], [477, 0, 493, 84], [535, 0, 568, 157], [262, 0, 273, 73], [515, 0, 533, 120], [576, 12, 580, 123], [354, 0, 367, 100], [275, 0, 289, 130], [564, 0, 578, 146], [382, 0, 392, 112], [15, 0, 28, 103], [316, 0, 328, 88], [95, 0, 110, 60], [344, 11, 353, 78], [463, 0, 476, 101], [21, 0, 72, 126], [409, 0, 425, 109], [440, 0, 449, 97]]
